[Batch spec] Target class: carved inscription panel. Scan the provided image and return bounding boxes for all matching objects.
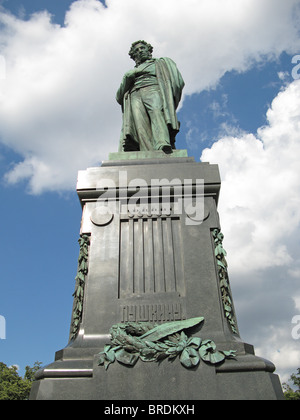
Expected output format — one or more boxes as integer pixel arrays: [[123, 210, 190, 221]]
[[121, 303, 186, 323]]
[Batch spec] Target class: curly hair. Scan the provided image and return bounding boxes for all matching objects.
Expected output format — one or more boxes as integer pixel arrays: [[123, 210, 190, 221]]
[[128, 40, 153, 60]]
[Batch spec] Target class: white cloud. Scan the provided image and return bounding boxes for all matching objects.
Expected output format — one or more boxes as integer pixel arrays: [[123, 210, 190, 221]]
[[0, 0, 300, 192], [256, 328, 300, 384], [201, 78, 300, 385], [201, 80, 300, 274]]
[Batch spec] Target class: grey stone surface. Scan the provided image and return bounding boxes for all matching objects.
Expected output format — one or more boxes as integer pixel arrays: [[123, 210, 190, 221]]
[[30, 154, 284, 400], [30, 356, 283, 400], [108, 150, 188, 161]]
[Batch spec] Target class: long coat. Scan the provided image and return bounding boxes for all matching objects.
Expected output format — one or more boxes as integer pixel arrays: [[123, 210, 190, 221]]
[[117, 57, 185, 151]]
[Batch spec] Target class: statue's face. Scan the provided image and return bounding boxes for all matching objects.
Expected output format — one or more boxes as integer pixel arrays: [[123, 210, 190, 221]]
[[132, 43, 152, 65]]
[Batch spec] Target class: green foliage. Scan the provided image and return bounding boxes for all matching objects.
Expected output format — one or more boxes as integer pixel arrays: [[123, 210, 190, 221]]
[[212, 229, 238, 334], [0, 361, 42, 400], [283, 368, 300, 400], [98, 318, 236, 370], [70, 234, 90, 341]]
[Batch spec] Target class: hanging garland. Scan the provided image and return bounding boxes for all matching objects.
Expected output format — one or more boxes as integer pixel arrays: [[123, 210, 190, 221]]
[[212, 229, 238, 334], [70, 234, 90, 341]]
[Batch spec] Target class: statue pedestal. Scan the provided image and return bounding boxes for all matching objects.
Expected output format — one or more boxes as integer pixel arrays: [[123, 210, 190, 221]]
[[30, 151, 284, 400]]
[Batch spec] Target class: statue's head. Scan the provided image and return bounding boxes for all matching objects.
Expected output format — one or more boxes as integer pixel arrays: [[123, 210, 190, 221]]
[[129, 40, 153, 65]]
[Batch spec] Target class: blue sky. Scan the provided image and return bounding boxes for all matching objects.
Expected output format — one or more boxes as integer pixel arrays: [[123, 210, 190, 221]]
[[0, 0, 300, 386], [0, 0, 75, 24]]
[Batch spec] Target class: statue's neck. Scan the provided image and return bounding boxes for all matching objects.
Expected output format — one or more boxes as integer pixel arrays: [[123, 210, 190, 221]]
[[135, 57, 154, 67]]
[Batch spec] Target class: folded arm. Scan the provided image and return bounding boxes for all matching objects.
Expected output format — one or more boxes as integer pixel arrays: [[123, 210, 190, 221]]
[[116, 69, 136, 105]]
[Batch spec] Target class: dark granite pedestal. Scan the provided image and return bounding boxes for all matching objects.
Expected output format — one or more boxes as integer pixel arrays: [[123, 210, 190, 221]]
[[30, 151, 284, 400]]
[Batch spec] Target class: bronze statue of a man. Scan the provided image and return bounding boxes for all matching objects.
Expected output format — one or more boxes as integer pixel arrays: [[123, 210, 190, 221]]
[[116, 41, 185, 153]]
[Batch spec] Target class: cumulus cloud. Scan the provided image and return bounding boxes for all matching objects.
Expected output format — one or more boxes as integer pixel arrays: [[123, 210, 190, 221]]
[[201, 80, 300, 274], [201, 79, 300, 382], [0, 0, 300, 192]]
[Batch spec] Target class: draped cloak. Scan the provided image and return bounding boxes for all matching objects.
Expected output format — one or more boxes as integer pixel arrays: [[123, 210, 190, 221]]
[[116, 57, 185, 152]]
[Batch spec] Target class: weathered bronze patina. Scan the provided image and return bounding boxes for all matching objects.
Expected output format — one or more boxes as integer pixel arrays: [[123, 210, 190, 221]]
[[98, 317, 236, 370], [116, 40, 184, 153]]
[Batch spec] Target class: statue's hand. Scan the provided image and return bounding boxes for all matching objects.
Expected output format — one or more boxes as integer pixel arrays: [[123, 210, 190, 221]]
[[117, 69, 137, 103], [124, 69, 136, 82]]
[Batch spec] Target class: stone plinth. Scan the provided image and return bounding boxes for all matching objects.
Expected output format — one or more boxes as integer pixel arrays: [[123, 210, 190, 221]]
[[30, 151, 284, 400]]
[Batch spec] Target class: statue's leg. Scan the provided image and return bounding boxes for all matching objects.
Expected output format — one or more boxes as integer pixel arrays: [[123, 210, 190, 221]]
[[141, 87, 171, 151], [130, 90, 154, 150]]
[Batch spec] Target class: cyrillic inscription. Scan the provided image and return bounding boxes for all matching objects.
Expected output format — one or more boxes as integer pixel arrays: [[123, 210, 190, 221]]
[[121, 303, 185, 323]]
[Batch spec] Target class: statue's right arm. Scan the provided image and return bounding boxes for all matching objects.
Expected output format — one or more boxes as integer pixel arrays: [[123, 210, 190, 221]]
[[116, 70, 136, 105]]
